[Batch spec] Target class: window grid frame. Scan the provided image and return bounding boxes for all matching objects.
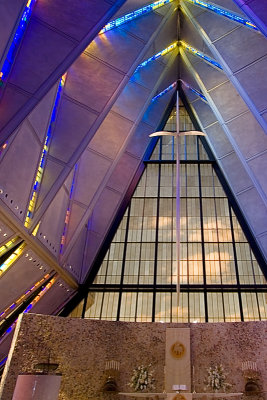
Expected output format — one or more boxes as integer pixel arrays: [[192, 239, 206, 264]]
[[70, 110, 267, 323]]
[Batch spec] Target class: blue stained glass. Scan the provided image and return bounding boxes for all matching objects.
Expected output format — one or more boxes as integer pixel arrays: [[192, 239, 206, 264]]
[[184, 0, 258, 31], [181, 79, 207, 101], [24, 304, 33, 313], [152, 81, 177, 102], [25, 74, 65, 228], [135, 42, 178, 72], [0, 0, 36, 83], [60, 163, 78, 254], [69, 164, 78, 199], [181, 41, 222, 70], [188, 86, 207, 101], [0, 357, 7, 368], [100, 0, 174, 34]]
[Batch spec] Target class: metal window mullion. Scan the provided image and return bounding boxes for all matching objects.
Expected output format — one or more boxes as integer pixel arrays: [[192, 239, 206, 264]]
[[116, 204, 131, 321], [197, 161, 208, 322], [152, 164, 161, 322], [228, 202, 244, 321]]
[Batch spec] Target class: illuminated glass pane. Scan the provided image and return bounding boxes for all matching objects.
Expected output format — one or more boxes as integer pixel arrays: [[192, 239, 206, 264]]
[[186, 135, 198, 160], [141, 242, 155, 260], [219, 243, 234, 261], [136, 293, 153, 322], [85, 292, 103, 319], [109, 243, 124, 260], [139, 260, 154, 284], [172, 292, 189, 323], [142, 216, 157, 241], [224, 292, 241, 322], [180, 259, 188, 284], [198, 139, 209, 161], [206, 260, 222, 284], [180, 164, 186, 197], [187, 198, 201, 242], [186, 164, 199, 197], [123, 261, 139, 284], [165, 108, 176, 132], [207, 293, 224, 322], [69, 300, 84, 318], [180, 103, 193, 130], [179, 136, 186, 161], [213, 173, 225, 197], [150, 139, 160, 160], [105, 261, 122, 284], [158, 243, 172, 261], [128, 216, 143, 242], [158, 217, 173, 242], [120, 292, 137, 321], [189, 292, 205, 322], [155, 292, 171, 322], [157, 261, 172, 284], [93, 260, 108, 284], [238, 260, 255, 285], [200, 164, 214, 197], [85, 101, 266, 324], [164, 103, 195, 133], [221, 261, 237, 284], [232, 215, 247, 242], [258, 292, 267, 320], [144, 198, 157, 215], [126, 243, 141, 261], [131, 198, 144, 216], [241, 293, 260, 321], [161, 164, 175, 197], [180, 198, 187, 242], [113, 214, 128, 242], [253, 262, 266, 285], [162, 136, 174, 161], [101, 292, 119, 320], [145, 165, 159, 196], [159, 198, 173, 216]]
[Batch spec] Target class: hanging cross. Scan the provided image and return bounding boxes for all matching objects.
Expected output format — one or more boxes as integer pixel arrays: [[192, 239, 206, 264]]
[[149, 90, 206, 305]]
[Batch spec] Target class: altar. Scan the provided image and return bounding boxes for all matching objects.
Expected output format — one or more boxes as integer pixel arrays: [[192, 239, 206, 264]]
[[118, 392, 243, 400], [119, 328, 243, 400]]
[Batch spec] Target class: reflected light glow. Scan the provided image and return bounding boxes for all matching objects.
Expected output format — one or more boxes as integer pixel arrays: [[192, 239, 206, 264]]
[[0, 236, 19, 257], [0, 243, 26, 275], [0, 276, 56, 345], [0, 273, 51, 321]]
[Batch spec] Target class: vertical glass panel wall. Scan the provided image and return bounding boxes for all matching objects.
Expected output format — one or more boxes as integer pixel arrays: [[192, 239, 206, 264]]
[[70, 103, 267, 322]]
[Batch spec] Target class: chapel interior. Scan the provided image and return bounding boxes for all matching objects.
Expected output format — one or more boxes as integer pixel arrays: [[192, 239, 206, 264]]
[[0, 0, 266, 399]]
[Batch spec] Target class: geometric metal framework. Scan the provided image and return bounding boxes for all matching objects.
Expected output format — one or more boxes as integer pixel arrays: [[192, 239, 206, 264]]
[[0, 0, 267, 371], [70, 104, 267, 322]]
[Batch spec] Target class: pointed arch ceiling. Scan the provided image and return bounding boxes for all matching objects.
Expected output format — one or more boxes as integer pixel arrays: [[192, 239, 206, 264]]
[[0, 0, 266, 362]]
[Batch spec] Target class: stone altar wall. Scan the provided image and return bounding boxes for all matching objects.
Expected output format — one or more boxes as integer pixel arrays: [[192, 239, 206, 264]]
[[0, 314, 266, 400]]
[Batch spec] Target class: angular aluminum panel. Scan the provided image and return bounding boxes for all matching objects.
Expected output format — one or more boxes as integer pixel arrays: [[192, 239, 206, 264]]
[[0, 248, 52, 313], [0, 0, 126, 144]]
